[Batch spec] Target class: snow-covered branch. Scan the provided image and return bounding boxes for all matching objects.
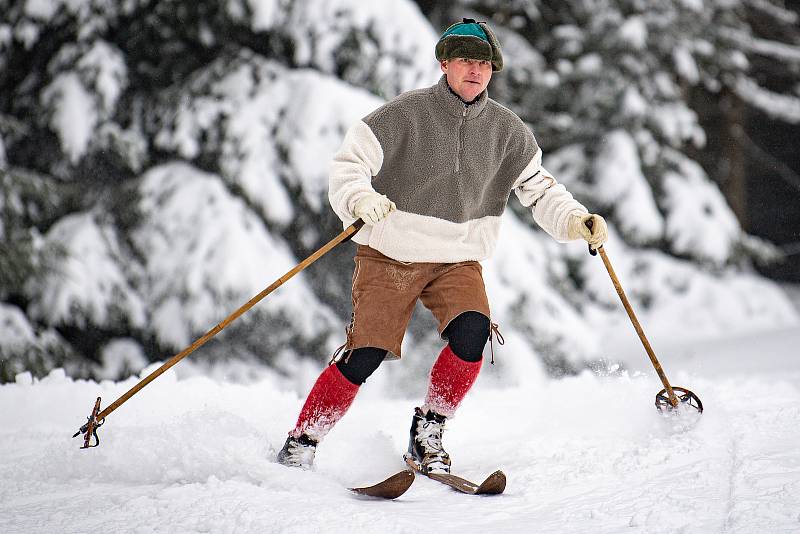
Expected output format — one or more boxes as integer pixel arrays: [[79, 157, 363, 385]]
[[735, 76, 800, 123]]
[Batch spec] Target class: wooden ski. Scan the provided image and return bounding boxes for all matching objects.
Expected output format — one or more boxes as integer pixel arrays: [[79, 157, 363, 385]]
[[404, 457, 506, 495], [349, 470, 415, 499]]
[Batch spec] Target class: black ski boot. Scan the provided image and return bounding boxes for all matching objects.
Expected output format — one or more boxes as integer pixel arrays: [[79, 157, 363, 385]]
[[277, 434, 317, 469], [404, 407, 451, 474]]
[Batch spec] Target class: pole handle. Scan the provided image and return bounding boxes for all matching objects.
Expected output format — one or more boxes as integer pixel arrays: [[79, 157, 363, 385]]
[[585, 218, 598, 256]]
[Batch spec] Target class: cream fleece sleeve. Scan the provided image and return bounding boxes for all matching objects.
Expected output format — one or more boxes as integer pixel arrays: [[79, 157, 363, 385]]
[[328, 120, 385, 225], [513, 150, 588, 242]]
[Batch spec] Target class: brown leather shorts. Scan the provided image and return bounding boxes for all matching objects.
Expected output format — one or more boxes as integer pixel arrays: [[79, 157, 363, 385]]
[[344, 245, 491, 359]]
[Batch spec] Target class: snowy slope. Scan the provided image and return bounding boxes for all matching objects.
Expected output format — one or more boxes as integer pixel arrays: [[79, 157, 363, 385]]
[[2, 328, 799, 533]]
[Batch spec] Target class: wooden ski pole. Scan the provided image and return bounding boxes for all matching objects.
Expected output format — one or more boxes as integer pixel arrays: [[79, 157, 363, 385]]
[[587, 230, 702, 413], [591, 245, 679, 407], [73, 220, 364, 446], [584, 218, 693, 410]]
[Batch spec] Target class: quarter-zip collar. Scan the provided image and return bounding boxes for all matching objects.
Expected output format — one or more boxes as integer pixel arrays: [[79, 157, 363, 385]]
[[434, 75, 488, 120]]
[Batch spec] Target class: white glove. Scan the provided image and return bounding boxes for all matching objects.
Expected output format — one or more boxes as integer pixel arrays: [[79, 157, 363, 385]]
[[353, 192, 396, 225], [567, 213, 608, 250]]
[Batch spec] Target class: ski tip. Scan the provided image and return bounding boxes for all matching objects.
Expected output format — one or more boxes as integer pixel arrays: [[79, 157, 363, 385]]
[[475, 470, 506, 495], [349, 469, 415, 500]]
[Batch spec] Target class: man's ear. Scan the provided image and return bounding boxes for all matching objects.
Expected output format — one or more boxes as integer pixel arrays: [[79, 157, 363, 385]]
[[440, 60, 448, 73]]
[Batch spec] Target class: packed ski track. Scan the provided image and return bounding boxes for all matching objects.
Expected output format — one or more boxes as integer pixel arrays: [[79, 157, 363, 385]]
[[1, 327, 799, 534]]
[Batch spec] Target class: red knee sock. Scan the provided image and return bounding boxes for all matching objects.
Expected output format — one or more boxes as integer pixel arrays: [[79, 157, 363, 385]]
[[290, 365, 359, 441], [423, 344, 482, 418]]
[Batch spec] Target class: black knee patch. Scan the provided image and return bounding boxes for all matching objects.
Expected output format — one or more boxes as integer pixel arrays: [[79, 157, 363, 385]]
[[443, 311, 490, 362], [336, 346, 387, 385]]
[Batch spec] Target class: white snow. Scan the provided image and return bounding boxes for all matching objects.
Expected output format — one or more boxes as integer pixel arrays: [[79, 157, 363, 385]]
[[245, 0, 280, 30], [744, 0, 799, 25], [592, 130, 665, 243], [672, 46, 699, 84], [618, 16, 647, 50], [27, 212, 146, 329], [36, 40, 125, 164], [40, 72, 97, 164], [0, 302, 38, 351], [735, 76, 800, 123], [24, 0, 62, 20], [24, 0, 87, 20], [650, 101, 705, 147], [156, 59, 384, 225], [575, 53, 602, 75], [133, 162, 338, 350], [0, 132, 6, 169], [661, 157, 741, 265], [579, 234, 798, 345], [721, 27, 800, 64], [2, 328, 799, 533], [96, 339, 148, 381], [493, 26, 545, 83], [485, 212, 601, 369], [0, 24, 11, 50], [621, 86, 648, 117], [245, 0, 440, 96], [77, 40, 127, 113], [678, 0, 704, 12], [274, 71, 385, 211]]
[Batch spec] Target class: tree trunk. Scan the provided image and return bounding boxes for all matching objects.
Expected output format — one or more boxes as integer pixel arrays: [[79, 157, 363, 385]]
[[719, 89, 748, 230]]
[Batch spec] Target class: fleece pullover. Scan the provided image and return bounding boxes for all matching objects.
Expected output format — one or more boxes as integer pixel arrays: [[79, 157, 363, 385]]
[[329, 75, 588, 263]]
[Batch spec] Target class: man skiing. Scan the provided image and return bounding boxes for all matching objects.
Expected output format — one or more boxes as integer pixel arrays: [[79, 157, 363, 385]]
[[277, 18, 608, 473]]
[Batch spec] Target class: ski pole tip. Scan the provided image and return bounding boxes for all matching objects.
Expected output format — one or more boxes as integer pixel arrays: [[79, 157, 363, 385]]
[[74, 396, 104, 448]]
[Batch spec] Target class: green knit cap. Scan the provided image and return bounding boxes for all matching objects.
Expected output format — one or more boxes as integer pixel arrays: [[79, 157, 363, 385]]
[[435, 18, 503, 72]]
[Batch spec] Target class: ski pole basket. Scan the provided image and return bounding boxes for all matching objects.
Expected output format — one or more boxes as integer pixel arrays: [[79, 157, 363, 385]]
[[655, 387, 703, 413]]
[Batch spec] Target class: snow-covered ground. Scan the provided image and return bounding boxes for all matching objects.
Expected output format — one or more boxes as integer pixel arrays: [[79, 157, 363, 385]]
[[1, 327, 799, 534]]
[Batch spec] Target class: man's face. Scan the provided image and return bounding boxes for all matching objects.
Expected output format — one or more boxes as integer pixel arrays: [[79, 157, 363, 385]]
[[440, 57, 493, 102]]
